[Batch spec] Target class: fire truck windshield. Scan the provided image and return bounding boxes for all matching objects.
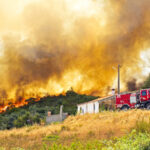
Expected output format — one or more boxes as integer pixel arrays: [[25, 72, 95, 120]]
[[142, 91, 147, 96]]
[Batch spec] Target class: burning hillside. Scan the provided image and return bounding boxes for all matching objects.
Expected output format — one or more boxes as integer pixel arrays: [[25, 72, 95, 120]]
[[0, 98, 27, 113], [0, 0, 149, 105], [0, 97, 41, 113]]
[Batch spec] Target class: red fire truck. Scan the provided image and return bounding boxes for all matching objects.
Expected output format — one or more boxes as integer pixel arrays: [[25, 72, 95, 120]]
[[115, 88, 150, 110]]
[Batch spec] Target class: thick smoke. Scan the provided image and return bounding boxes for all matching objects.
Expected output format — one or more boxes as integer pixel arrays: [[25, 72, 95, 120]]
[[0, 0, 149, 103]]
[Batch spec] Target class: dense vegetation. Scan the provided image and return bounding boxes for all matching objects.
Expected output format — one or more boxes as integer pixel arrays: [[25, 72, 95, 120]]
[[142, 74, 150, 89], [0, 90, 96, 130]]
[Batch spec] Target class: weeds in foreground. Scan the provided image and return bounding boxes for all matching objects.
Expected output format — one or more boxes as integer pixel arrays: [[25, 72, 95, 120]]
[[0, 148, 25, 150], [1, 129, 150, 150], [43, 135, 59, 141], [135, 118, 150, 133], [42, 130, 150, 150]]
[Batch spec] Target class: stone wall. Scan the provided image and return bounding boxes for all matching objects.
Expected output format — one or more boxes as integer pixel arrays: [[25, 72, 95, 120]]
[[46, 113, 68, 124], [46, 105, 68, 124]]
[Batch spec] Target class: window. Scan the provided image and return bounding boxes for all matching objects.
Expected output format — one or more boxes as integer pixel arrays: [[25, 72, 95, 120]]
[[130, 96, 136, 104], [142, 90, 147, 96]]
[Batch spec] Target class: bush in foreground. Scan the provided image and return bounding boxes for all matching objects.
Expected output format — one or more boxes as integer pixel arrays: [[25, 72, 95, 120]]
[[42, 130, 150, 150]]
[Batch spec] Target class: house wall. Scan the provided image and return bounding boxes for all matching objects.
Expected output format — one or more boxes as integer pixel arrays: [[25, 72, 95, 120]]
[[77, 101, 99, 114], [94, 101, 99, 113], [77, 104, 87, 114], [87, 103, 94, 113]]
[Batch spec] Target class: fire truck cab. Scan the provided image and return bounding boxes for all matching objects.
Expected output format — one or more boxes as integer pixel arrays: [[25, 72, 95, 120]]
[[116, 88, 150, 110]]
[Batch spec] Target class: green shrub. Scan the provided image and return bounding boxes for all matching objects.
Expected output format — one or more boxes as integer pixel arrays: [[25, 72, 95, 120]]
[[43, 135, 59, 141], [99, 103, 106, 112], [43, 131, 150, 150]]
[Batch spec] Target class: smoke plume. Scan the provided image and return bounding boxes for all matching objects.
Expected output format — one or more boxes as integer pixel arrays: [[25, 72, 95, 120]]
[[0, 0, 149, 104]]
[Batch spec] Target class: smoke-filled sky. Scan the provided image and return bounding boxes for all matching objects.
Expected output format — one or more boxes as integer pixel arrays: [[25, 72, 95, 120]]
[[0, 0, 149, 103]]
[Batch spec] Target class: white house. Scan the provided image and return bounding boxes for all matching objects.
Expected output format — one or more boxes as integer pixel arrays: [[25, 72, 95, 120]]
[[77, 95, 115, 114]]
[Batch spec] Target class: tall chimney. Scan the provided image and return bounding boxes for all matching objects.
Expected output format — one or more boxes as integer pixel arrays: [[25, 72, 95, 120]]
[[60, 105, 63, 116]]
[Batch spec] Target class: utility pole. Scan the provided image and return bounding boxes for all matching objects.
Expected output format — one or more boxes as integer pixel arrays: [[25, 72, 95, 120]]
[[118, 64, 120, 94]]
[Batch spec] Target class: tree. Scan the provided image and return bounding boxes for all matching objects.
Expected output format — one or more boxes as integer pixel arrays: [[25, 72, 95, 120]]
[[142, 74, 150, 89]]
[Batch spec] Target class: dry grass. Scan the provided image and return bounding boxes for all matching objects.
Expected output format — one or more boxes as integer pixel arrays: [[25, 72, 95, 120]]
[[0, 109, 150, 149]]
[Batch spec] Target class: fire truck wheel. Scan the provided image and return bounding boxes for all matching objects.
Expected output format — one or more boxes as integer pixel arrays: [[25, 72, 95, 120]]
[[146, 103, 150, 110], [121, 105, 129, 111]]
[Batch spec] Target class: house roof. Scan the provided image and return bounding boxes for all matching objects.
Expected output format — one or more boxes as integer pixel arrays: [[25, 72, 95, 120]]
[[77, 90, 141, 106], [77, 95, 116, 106]]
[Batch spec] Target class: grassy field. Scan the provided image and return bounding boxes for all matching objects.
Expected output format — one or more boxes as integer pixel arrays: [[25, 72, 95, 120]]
[[1, 109, 150, 150]]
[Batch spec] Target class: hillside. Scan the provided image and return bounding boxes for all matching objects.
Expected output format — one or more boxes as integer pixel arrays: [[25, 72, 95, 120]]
[[0, 90, 97, 130], [1, 110, 150, 149]]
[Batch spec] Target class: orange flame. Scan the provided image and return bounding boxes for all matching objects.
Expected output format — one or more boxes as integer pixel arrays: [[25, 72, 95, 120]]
[[0, 97, 40, 113]]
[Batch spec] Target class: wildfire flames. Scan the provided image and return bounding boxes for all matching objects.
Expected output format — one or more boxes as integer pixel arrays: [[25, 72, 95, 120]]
[[0, 98, 27, 113], [0, 97, 41, 113], [0, 0, 149, 110]]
